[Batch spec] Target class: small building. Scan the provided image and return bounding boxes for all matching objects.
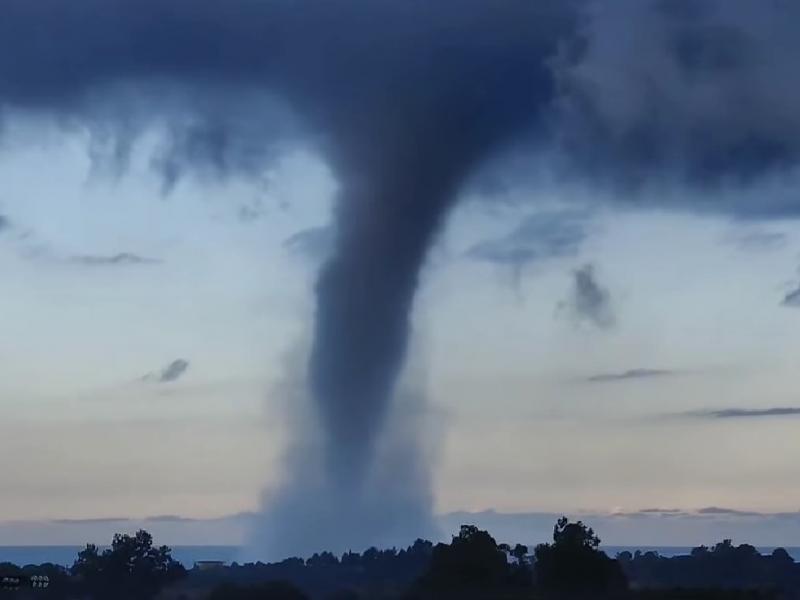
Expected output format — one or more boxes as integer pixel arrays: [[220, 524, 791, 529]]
[[193, 560, 226, 571]]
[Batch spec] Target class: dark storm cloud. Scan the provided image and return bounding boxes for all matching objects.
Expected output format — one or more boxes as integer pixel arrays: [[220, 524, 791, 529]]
[[587, 369, 674, 383], [560, 263, 615, 329], [554, 0, 800, 203], [3, 1, 800, 201], [0, 0, 579, 185], [283, 226, 334, 261], [466, 210, 590, 269], [143, 359, 190, 384], [70, 252, 161, 266], [5, 0, 800, 558], [693, 407, 800, 419]]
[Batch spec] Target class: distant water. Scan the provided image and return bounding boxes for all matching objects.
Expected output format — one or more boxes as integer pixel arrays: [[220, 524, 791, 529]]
[[1, 546, 799, 567], [0, 546, 241, 568], [603, 546, 800, 560]]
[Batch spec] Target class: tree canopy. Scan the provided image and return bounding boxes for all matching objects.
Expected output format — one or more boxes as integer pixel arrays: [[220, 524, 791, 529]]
[[534, 517, 627, 594], [71, 529, 185, 599]]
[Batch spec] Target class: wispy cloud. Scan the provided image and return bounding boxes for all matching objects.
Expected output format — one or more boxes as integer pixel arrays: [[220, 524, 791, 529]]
[[610, 508, 690, 519], [142, 359, 190, 384], [609, 507, 793, 520], [0, 215, 161, 267], [586, 369, 674, 383], [725, 229, 788, 252], [559, 263, 615, 330], [237, 197, 266, 223], [48, 512, 256, 526], [70, 252, 162, 266], [147, 515, 202, 523], [283, 226, 334, 261], [782, 285, 800, 307], [697, 507, 762, 517], [52, 517, 130, 525], [466, 210, 590, 270], [692, 407, 800, 419]]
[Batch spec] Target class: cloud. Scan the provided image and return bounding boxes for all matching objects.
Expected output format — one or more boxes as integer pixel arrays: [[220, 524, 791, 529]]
[[238, 204, 263, 223], [1, 1, 800, 210], [782, 285, 800, 307], [560, 263, 615, 329], [587, 369, 674, 383], [70, 252, 162, 266], [146, 515, 202, 523], [466, 210, 590, 271], [49, 512, 255, 526], [143, 359, 190, 384], [0, 224, 161, 267], [726, 230, 788, 252], [465, 211, 593, 295], [609, 507, 798, 520], [637, 508, 685, 515], [697, 507, 762, 517], [693, 407, 800, 419], [52, 517, 130, 525], [283, 226, 334, 261], [555, 0, 800, 201], [611, 508, 690, 519], [0, 217, 160, 265]]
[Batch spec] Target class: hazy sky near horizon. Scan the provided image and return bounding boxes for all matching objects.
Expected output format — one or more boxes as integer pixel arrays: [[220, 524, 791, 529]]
[[2, 118, 800, 532]]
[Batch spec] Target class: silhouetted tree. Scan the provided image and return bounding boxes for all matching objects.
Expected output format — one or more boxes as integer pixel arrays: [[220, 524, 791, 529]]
[[306, 551, 338, 568], [71, 529, 185, 599], [771, 548, 793, 567], [512, 544, 529, 566], [340, 551, 361, 568], [419, 525, 512, 591], [534, 517, 627, 595]]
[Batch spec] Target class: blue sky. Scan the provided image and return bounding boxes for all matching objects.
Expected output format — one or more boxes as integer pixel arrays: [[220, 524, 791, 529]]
[[2, 119, 800, 544]]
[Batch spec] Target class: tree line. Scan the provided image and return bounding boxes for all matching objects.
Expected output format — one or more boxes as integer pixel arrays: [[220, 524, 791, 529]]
[[1, 518, 798, 599]]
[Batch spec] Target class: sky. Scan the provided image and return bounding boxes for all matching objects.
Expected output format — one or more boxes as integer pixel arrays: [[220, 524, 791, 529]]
[[2, 0, 800, 551], [1, 117, 799, 545]]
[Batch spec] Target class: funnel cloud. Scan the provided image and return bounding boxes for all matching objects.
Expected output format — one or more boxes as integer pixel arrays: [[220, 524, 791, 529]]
[[3, 0, 800, 558]]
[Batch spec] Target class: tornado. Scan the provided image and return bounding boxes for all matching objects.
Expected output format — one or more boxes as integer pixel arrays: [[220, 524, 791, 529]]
[[259, 1, 577, 553]]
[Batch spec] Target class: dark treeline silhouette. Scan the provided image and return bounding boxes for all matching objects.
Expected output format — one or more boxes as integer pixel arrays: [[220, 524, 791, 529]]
[[1, 520, 798, 599], [167, 519, 799, 599], [186, 539, 434, 599], [619, 540, 800, 593]]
